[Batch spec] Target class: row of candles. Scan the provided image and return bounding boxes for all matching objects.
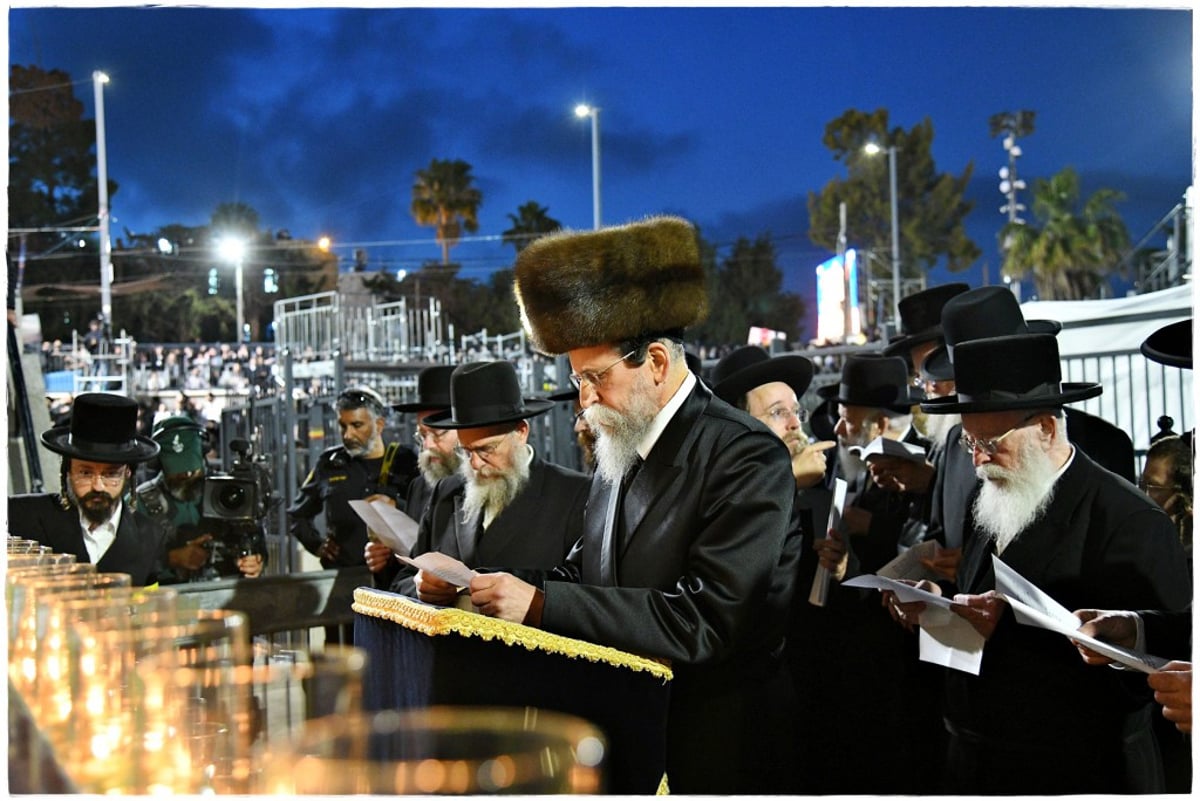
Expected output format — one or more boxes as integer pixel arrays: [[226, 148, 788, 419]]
[[6, 536, 367, 794], [7, 537, 606, 794]]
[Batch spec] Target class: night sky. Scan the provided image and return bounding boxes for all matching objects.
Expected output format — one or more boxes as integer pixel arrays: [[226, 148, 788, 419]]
[[6, 3, 1194, 340]]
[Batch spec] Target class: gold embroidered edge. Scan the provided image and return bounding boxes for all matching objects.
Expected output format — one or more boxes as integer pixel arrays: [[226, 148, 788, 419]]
[[352, 587, 672, 681]]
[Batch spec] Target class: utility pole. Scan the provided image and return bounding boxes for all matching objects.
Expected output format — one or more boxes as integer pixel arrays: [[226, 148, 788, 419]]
[[838, 202, 852, 342]]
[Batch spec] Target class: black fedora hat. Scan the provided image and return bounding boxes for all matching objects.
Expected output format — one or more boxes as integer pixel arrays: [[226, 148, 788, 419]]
[[921, 333, 1102, 415], [424, 361, 554, 429], [816, 354, 919, 415], [880, 283, 970, 357], [922, 286, 1062, 381], [711, 346, 814, 405], [41, 393, 160, 463], [393, 365, 456, 413], [1141, 318, 1191, 370]]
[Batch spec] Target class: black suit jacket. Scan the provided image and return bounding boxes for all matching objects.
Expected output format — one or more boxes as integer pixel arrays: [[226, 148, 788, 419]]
[[7, 493, 165, 586], [524, 381, 796, 792], [388, 451, 589, 596], [947, 449, 1191, 788]]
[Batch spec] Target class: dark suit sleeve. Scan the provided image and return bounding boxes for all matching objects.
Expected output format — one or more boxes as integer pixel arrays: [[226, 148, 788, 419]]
[[287, 464, 326, 556], [541, 428, 794, 664], [1140, 607, 1193, 659]]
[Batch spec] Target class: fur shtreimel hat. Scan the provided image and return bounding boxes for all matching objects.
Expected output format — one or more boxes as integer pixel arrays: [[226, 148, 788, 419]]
[[513, 216, 707, 356]]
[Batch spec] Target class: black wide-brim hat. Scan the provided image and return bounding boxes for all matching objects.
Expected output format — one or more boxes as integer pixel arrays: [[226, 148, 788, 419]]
[[393, 364, 456, 413], [921, 333, 1102, 415], [816, 353, 920, 415], [424, 361, 554, 429], [545, 387, 579, 403], [1140, 318, 1192, 369], [711, 346, 814, 405], [880, 282, 970, 357], [41, 392, 160, 463], [921, 286, 1062, 381]]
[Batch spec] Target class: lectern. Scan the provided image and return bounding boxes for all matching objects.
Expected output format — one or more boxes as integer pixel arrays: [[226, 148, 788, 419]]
[[353, 588, 672, 794]]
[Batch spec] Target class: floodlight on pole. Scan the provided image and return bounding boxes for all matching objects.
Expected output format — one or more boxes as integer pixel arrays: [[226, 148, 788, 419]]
[[93, 71, 112, 332], [574, 103, 602, 230], [218, 237, 247, 342]]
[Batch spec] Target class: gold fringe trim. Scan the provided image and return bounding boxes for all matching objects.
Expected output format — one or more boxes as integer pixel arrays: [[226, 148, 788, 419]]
[[353, 588, 673, 682]]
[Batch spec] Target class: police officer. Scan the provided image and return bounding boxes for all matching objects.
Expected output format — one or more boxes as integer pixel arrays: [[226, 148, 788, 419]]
[[288, 386, 418, 571], [137, 415, 266, 582]]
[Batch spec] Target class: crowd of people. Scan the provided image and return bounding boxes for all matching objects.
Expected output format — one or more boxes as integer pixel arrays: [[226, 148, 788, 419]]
[[8, 214, 1193, 795]]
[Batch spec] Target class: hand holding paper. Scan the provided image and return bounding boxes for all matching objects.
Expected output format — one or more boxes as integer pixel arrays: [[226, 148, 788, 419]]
[[349, 499, 420, 555]]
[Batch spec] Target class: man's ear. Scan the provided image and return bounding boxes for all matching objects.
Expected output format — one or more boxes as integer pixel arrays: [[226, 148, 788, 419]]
[[645, 341, 672, 384]]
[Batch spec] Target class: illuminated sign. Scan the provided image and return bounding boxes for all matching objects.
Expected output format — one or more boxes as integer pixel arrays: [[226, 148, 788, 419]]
[[815, 249, 862, 343]]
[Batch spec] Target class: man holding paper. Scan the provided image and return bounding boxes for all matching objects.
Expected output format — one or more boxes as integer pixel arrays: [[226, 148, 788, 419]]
[[393, 360, 590, 598], [446, 216, 797, 793], [899, 333, 1191, 794]]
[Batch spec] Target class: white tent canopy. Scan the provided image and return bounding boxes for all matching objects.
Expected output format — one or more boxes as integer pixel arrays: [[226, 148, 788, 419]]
[[1020, 284, 1194, 451]]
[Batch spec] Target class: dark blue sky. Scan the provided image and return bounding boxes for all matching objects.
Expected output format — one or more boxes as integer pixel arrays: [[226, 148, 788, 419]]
[[7, 4, 1193, 340]]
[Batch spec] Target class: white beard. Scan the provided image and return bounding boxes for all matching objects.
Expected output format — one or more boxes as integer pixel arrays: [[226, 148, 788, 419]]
[[972, 434, 1059, 554], [837, 428, 872, 485], [586, 370, 660, 485], [458, 440, 531, 529], [922, 412, 962, 449]]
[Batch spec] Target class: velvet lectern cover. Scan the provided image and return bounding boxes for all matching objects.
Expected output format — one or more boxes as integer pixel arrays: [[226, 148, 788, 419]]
[[352, 588, 673, 794]]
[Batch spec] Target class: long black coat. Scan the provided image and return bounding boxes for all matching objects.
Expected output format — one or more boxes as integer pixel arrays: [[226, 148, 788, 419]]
[[388, 450, 589, 596], [8, 493, 165, 586], [946, 448, 1192, 794], [528, 381, 797, 793]]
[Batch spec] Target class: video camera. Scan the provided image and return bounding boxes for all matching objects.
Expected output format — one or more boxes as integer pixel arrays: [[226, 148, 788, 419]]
[[195, 438, 277, 580], [201, 438, 274, 522]]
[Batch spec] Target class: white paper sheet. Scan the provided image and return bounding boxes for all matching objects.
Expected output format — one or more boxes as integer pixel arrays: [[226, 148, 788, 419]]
[[876, 539, 939, 581], [991, 555, 1171, 674], [808, 478, 847, 607], [398, 551, 478, 588], [856, 435, 927, 463], [348, 499, 420, 555]]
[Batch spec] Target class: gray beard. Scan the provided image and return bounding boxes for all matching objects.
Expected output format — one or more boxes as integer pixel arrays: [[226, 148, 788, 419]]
[[586, 371, 660, 485], [922, 413, 962, 449], [837, 446, 867, 485], [419, 448, 461, 487], [972, 435, 1058, 554], [458, 442, 532, 529]]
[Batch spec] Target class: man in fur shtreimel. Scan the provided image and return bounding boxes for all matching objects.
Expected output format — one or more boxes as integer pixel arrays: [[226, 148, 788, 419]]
[[420, 216, 801, 793]]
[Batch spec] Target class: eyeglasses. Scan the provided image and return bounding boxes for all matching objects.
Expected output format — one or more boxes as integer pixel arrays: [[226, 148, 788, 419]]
[[757, 404, 809, 425], [454, 434, 512, 464], [959, 413, 1041, 456], [569, 350, 637, 391], [70, 466, 127, 486], [414, 427, 451, 444], [1138, 480, 1179, 494]]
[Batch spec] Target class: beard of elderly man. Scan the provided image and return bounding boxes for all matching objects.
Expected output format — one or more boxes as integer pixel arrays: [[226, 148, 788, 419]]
[[582, 364, 662, 485], [971, 416, 1062, 554], [457, 424, 533, 530]]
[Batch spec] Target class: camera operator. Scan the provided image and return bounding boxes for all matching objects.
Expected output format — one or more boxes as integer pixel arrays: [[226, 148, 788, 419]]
[[137, 415, 267, 582]]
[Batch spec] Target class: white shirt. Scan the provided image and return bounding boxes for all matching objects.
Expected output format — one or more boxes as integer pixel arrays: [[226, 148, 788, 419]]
[[79, 501, 123, 564], [635, 370, 697, 461]]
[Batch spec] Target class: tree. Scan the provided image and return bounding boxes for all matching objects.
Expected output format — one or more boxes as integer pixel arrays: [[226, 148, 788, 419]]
[[808, 108, 980, 309], [411, 158, 483, 264], [692, 233, 805, 346], [999, 167, 1130, 300], [501, 201, 562, 254], [8, 65, 106, 235]]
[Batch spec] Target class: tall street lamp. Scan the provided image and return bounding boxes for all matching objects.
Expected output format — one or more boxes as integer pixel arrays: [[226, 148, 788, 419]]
[[218, 237, 246, 342], [93, 71, 112, 333], [864, 141, 901, 329], [574, 103, 602, 230]]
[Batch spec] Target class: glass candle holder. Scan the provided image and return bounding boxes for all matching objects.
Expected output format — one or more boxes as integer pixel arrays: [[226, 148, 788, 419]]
[[261, 706, 607, 794]]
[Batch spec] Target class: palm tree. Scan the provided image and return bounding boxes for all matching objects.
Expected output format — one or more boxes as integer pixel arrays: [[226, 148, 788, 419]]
[[410, 158, 483, 264], [1000, 167, 1129, 300], [501, 201, 562, 254]]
